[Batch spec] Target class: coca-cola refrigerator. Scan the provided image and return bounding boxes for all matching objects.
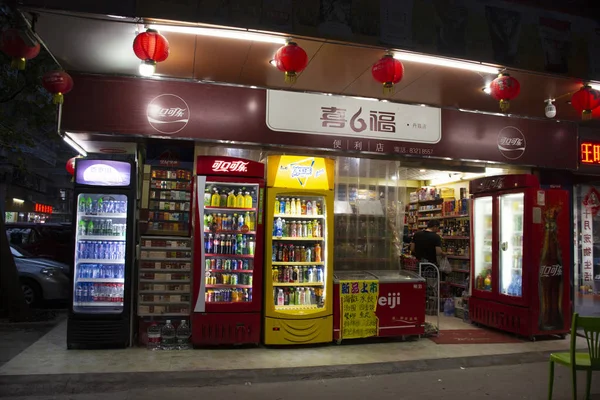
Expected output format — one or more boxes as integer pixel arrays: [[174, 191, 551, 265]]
[[192, 156, 265, 345], [469, 174, 571, 339]]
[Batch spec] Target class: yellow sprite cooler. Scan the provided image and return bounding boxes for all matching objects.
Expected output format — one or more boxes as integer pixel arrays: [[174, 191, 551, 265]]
[[264, 155, 334, 345]]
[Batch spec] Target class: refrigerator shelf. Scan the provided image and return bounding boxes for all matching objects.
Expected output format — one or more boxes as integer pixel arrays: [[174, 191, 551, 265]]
[[417, 208, 442, 213], [77, 259, 124, 264], [271, 262, 324, 266], [205, 301, 250, 305], [138, 313, 190, 316], [140, 269, 191, 272], [273, 282, 324, 287], [442, 236, 470, 240], [140, 246, 191, 251], [80, 213, 127, 219], [206, 269, 253, 273], [205, 206, 257, 212], [206, 284, 252, 288], [139, 257, 191, 261], [447, 255, 469, 260], [204, 230, 257, 235], [152, 188, 189, 192], [272, 237, 324, 241], [145, 230, 189, 236], [139, 290, 189, 294], [445, 282, 467, 288], [150, 198, 189, 202], [274, 304, 319, 310], [140, 279, 191, 283], [273, 214, 325, 219], [151, 209, 190, 213], [78, 235, 125, 241], [151, 177, 190, 182], [77, 278, 124, 283], [74, 302, 124, 306], [138, 301, 190, 306], [205, 253, 254, 258]]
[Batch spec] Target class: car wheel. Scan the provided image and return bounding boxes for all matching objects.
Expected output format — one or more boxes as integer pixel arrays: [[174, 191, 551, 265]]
[[20, 279, 42, 306]]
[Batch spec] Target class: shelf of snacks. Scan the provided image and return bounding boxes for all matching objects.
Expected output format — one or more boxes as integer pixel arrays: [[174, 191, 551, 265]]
[[146, 166, 192, 236], [137, 236, 192, 317]]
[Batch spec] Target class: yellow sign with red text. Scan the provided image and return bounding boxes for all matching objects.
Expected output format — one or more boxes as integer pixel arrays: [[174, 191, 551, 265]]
[[267, 155, 334, 190]]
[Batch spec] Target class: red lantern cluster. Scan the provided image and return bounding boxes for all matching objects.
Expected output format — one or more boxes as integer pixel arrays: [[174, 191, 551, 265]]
[[274, 42, 308, 84], [489, 73, 520, 112], [133, 29, 170, 76], [42, 70, 74, 104], [371, 54, 404, 94], [571, 85, 600, 120], [0, 28, 40, 70]]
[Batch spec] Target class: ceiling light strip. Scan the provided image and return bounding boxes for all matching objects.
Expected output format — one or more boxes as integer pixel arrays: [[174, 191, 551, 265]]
[[393, 52, 499, 74], [148, 24, 287, 44], [63, 133, 88, 157]]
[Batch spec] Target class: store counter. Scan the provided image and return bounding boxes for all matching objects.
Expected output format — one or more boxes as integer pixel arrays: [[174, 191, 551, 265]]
[[333, 270, 426, 341]]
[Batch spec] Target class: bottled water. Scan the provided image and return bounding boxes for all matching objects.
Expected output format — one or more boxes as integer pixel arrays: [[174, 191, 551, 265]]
[[147, 322, 161, 350], [176, 320, 191, 350], [160, 320, 176, 350]]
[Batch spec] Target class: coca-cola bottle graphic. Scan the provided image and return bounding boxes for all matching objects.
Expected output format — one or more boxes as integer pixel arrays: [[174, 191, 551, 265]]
[[538, 206, 564, 331]]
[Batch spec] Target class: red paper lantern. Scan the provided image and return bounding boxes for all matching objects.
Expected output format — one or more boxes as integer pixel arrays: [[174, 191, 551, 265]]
[[571, 84, 600, 120], [42, 70, 74, 104], [133, 29, 169, 76], [489, 73, 521, 112], [371, 54, 404, 94], [66, 157, 76, 175], [274, 42, 308, 84], [0, 28, 40, 70]]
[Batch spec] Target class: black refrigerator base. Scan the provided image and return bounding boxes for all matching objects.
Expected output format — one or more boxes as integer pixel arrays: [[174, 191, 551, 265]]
[[67, 318, 129, 349]]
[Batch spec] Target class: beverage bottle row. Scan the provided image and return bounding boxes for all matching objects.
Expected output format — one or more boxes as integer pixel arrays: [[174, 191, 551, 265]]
[[440, 220, 470, 236], [275, 287, 318, 306], [205, 288, 252, 303], [273, 218, 322, 238], [507, 274, 522, 297], [443, 240, 469, 256], [205, 258, 251, 271], [78, 197, 127, 214], [151, 169, 192, 180], [274, 197, 321, 216], [272, 266, 323, 283], [78, 263, 124, 279], [78, 240, 126, 260], [204, 187, 255, 209], [205, 272, 253, 286], [153, 181, 190, 190], [78, 219, 126, 237], [272, 243, 322, 262], [75, 283, 124, 303], [147, 319, 191, 351], [204, 211, 255, 231], [204, 233, 255, 255]]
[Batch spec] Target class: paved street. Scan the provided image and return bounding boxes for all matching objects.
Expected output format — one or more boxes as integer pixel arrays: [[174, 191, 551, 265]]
[[4, 361, 600, 400]]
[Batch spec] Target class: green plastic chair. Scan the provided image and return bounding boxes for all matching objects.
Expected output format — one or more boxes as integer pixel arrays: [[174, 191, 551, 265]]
[[548, 313, 600, 400]]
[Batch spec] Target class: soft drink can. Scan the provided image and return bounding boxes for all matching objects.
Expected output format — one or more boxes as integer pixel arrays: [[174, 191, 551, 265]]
[[205, 259, 211, 271], [224, 259, 230, 270], [248, 275, 253, 286], [216, 259, 222, 270], [243, 260, 249, 270]]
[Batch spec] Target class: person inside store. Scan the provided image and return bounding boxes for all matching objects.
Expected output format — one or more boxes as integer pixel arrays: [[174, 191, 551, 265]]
[[410, 219, 446, 265]]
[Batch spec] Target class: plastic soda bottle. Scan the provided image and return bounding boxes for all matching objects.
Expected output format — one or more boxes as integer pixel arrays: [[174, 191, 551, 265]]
[[220, 191, 228, 207], [290, 198, 297, 215], [285, 198, 291, 214], [204, 188, 211, 206], [274, 198, 280, 215], [236, 191, 245, 208], [227, 191, 236, 208], [307, 221, 313, 238], [87, 220, 95, 236], [313, 221, 319, 237], [85, 197, 92, 214], [306, 200, 312, 215], [295, 198, 302, 215], [79, 196, 87, 212], [244, 192, 253, 209], [301, 200, 307, 215], [211, 189, 220, 207], [277, 289, 284, 306], [315, 243, 322, 262]]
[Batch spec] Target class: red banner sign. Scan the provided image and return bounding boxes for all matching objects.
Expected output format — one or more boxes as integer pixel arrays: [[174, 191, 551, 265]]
[[196, 156, 264, 178], [34, 203, 53, 214]]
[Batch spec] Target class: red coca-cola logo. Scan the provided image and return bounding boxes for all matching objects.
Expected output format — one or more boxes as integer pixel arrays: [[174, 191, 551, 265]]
[[212, 160, 249, 173], [146, 94, 190, 135], [497, 127, 526, 160]]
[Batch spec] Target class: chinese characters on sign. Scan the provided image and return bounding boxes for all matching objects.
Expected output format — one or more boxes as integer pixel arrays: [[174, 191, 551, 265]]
[[211, 160, 249, 173], [340, 280, 379, 339], [581, 142, 600, 165], [34, 203, 53, 214], [582, 189, 598, 286]]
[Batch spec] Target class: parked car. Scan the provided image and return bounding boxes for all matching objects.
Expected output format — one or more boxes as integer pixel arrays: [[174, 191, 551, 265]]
[[11, 245, 70, 306], [6, 222, 73, 265]]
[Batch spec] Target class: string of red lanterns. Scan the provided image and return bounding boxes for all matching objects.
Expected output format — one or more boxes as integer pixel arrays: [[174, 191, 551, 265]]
[[0, 28, 40, 70], [371, 54, 404, 95], [42, 70, 74, 104], [571, 84, 600, 120], [133, 29, 170, 77]]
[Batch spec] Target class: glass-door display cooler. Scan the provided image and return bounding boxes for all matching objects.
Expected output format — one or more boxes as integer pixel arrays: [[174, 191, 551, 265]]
[[192, 156, 265, 346], [67, 159, 136, 349], [470, 174, 570, 339], [263, 155, 335, 345]]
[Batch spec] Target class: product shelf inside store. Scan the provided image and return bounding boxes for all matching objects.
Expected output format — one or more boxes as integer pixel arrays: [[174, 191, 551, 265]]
[[139, 290, 189, 294], [80, 213, 127, 219], [77, 278, 124, 283], [272, 237, 324, 241], [145, 230, 189, 236], [139, 269, 191, 272], [273, 282, 323, 287], [206, 284, 252, 289], [204, 230, 257, 235], [79, 235, 126, 241], [272, 262, 324, 266], [205, 253, 254, 258], [443, 236, 470, 240], [418, 208, 442, 212], [275, 304, 319, 310], [140, 279, 191, 283], [74, 302, 123, 307], [151, 188, 189, 192], [140, 246, 191, 251], [139, 257, 191, 261], [151, 177, 189, 182], [77, 259, 124, 264], [138, 301, 190, 306], [149, 198, 189, 202], [206, 269, 253, 273], [274, 214, 325, 219], [336, 257, 390, 262], [205, 206, 257, 212]]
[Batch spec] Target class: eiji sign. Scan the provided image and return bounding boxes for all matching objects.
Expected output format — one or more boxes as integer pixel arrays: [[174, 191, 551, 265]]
[[196, 156, 264, 178]]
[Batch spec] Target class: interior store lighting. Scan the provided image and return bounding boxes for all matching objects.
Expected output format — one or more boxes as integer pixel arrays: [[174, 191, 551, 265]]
[[148, 24, 287, 44], [393, 52, 499, 74], [139, 60, 156, 77], [62, 134, 88, 157], [13, 198, 24, 204], [589, 83, 600, 91]]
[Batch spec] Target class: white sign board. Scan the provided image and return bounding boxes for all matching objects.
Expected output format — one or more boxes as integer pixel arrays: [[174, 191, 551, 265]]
[[266, 90, 441, 144]]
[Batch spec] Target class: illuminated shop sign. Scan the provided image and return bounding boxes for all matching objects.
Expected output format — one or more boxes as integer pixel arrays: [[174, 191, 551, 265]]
[[580, 142, 600, 165], [34, 204, 53, 214], [76, 160, 131, 186]]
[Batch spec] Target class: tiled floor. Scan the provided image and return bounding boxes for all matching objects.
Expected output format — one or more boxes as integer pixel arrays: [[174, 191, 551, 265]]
[[0, 315, 581, 376]]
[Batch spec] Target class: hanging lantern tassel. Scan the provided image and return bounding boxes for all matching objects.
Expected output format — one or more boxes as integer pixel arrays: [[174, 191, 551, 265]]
[[11, 57, 26, 70], [583, 109, 593, 121], [284, 71, 298, 84], [382, 82, 394, 95], [53, 92, 65, 105], [499, 99, 510, 112]]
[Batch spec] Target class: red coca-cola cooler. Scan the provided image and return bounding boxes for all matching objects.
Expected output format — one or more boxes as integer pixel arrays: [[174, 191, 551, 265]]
[[333, 270, 426, 342], [469, 174, 571, 339], [192, 156, 265, 345]]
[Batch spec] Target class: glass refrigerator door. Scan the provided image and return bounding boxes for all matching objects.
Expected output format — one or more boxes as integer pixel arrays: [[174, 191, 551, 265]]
[[74, 193, 127, 314], [271, 195, 326, 312], [499, 192, 524, 298], [202, 182, 259, 304], [473, 196, 493, 292]]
